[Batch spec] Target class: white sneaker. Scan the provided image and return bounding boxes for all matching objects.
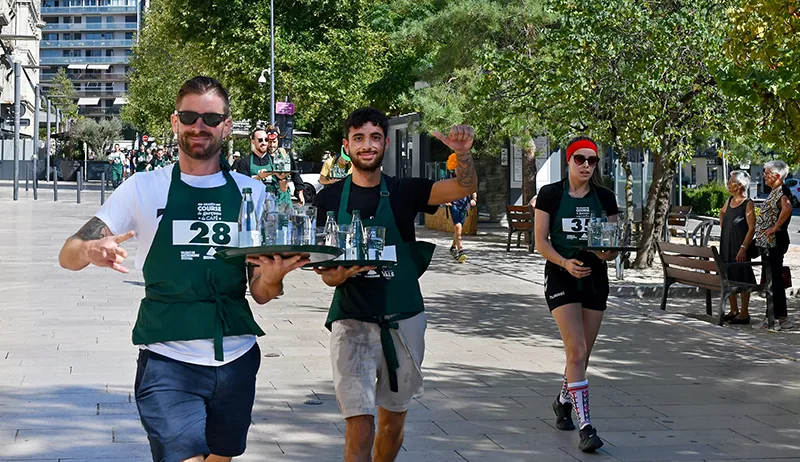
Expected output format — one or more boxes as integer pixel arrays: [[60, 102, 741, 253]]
[[779, 318, 793, 330], [754, 319, 781, 331]]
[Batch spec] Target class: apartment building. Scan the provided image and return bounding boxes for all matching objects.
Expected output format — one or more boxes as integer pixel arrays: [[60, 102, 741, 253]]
[[40, 0, 144, 120]]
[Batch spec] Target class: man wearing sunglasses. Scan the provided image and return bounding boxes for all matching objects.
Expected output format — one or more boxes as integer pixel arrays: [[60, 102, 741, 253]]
[[58, 76, 308, 462], [235, 127, 306, 206]]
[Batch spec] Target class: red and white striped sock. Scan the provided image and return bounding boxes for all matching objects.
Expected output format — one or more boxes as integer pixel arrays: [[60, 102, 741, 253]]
[[568, 380, 591, 429]]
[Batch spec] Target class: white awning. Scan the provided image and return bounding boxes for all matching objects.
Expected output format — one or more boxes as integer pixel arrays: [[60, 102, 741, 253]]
[[67, 64, 88, 70], [87, 64, 111, 70], [113, 97, 127, 105], [77, 98, 100, 106]]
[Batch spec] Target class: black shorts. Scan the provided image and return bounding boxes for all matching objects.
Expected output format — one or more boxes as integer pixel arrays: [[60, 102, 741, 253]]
[[544, 262, 609, 312]]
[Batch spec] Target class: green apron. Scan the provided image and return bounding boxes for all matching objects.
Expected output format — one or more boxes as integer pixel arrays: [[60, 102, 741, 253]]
[[109, 153, 123, 182], [326, 176, 435, 392], [135, 153, 149, 172], [549, 179, 605, 291], [132, 163, 265, 361], [249, 152, 292, 207], [151, 157, 167, 170]]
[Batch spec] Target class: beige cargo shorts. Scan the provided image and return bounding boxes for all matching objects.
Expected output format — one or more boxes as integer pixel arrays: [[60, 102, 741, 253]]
[[329, 313, 426, 418]]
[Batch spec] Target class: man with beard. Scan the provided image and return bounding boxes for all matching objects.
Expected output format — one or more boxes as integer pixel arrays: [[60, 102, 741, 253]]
[[235, 127, 305, 206], [58, 76, 308, 462], [134, 143, 150, 174], [313, 108, 478, 462]]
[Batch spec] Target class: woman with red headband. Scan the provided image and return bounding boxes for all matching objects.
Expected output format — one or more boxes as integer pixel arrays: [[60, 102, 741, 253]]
[[534, 136, 618, 452]]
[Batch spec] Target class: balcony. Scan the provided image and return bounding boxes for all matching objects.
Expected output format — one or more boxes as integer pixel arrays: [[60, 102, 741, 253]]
[[42, 39, 133, 48], [44, 23, 137, 31], [41, 72, 127, 82], [76, 90, 126, 97], [41, 56, 130, 65], [79, 106, 121, 116], [42, 5, 138, 14]]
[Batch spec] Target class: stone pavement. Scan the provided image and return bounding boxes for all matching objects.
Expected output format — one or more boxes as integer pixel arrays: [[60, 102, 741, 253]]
[[1, 184, 799, 461]]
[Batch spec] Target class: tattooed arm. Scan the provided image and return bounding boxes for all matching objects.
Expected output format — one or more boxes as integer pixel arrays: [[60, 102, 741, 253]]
[[428, 125, 479, 205], [59, 217, 135, 273]]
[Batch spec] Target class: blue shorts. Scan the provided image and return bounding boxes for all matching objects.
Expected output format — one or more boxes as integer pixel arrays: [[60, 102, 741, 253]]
[[450, 206, 467, 225], [134, 344, 261, 462]]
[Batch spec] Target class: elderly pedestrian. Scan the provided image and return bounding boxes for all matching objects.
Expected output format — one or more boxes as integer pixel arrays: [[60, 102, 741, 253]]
[[720, 170, 756, 324], [754, 160, 794, 330]]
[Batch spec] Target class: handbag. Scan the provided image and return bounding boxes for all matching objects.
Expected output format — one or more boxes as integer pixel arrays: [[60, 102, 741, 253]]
[[760, 265, 792, 288]]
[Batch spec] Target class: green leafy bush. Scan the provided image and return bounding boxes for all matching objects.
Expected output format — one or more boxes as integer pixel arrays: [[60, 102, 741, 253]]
[[682, 183, 730, 217]]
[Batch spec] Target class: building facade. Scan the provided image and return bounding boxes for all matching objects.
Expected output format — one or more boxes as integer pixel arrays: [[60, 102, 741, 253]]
[[40, 0, 144, 119], [0, 0, 44, 140]]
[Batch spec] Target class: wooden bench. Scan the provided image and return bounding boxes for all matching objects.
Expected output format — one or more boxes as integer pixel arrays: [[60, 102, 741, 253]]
[[506, 205, 533, 252], [656, 241, 771, 325]]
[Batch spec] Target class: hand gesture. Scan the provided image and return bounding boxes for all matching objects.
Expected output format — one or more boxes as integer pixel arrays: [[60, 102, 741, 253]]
[[432, 125, 475, 155], [563, 259, 591, 278], [87, 230, 135, 273], [247, 254, 310, 286], [314, 265, 375, 287], [257, 169, 270, 180]]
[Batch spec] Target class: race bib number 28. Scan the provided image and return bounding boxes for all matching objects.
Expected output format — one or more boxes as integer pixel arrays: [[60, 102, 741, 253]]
[[173, 221, 239, 247]]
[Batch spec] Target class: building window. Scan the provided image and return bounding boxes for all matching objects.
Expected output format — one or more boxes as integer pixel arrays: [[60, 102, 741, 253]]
[[125, 32, 133, 40], [86, 16, 102, 24], [62, 17, 72, 24], [44, 17, 58, 24], [86, 50, 102, 57], [44, 33, 58, 40], [106, 50, 114, 57], [74, 17, 82, 24], [125, 15, 136, 23], [107, 16, 115, 23]]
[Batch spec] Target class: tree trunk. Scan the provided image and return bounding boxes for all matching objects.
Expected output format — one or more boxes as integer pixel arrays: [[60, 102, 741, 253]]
[[521, 137, 537, 205], [633, 149, 676, 268]]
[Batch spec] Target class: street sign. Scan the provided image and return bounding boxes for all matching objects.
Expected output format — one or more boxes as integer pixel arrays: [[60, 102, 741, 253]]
[[276, 102, 295, 116], [142, 135, 150, 143], [19, 118, 29, 127]]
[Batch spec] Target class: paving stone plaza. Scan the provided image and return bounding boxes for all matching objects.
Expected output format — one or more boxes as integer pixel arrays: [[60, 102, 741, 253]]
[[1, 184, 799, 461]]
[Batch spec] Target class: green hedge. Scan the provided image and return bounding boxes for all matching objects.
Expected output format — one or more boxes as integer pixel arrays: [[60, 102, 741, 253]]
[[682, 182, 729, 217]]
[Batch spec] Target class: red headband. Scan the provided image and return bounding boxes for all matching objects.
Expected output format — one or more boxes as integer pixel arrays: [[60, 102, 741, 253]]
[[566, 139, 598, 162]]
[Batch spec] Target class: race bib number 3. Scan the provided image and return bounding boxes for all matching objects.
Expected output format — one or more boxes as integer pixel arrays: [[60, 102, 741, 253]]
[[173, 221, 238, 247], [561, 217, 589, 234]]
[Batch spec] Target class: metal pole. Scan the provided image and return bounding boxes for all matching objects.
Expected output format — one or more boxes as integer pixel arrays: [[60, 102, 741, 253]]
[[678, 161, 683, 206], [33, 157, 38, 200], [270, 0, 276, 126], [100, 171, 106, 205], [77, 169, 82, 204], [34, 84, 40, 166], [46, 99, 51, 181], [25, 161, 29, 191], [56, 107, 60, 134], [53, 171, 58, 201], [13, 61, 21, 201]]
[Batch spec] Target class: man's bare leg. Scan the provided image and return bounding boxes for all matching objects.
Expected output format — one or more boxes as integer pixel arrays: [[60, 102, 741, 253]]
[[373, 408, 407, 462], [345, 414, 375, 462]]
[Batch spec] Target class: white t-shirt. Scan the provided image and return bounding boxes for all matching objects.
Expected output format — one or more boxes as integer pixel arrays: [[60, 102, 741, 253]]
[[96, 164, 266, 366]]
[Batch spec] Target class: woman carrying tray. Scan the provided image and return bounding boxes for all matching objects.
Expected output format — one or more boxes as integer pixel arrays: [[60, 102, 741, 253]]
[[533, 136, 619, 453]]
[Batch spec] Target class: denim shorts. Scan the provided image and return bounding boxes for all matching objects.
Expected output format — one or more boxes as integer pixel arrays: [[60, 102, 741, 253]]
[[450, 206, 467, 226], [134, 344, 261, 462]]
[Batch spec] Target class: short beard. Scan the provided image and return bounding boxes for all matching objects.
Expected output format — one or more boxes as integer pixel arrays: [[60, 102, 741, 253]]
[[351, 150, 384, 172], [178, 129, 223, 161]]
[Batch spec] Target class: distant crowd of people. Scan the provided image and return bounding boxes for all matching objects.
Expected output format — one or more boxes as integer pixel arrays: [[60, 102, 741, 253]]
[[107, 143, 174, 188]]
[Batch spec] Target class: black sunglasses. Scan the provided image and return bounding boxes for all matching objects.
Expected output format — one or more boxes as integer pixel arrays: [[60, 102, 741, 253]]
[[175, 111, 227, 127], [573, 154, 599, 167], [255, 137, 268, 143]]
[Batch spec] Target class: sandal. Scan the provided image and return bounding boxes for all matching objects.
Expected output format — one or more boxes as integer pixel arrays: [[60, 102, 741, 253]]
[[730, 315, 751, 325], [723, 312, 739, 322]]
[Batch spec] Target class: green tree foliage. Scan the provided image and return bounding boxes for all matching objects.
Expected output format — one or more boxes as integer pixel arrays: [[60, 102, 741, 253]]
[[48, 68, 78, 121], [719, 0, 800, 157], [68, 117, 123, 159], [485, 0, 742, 266]]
